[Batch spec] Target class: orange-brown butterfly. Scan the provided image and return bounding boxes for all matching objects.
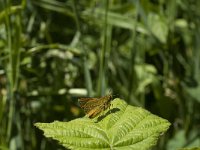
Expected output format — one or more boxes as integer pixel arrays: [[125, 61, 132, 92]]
[[78, 93, 113, 118]]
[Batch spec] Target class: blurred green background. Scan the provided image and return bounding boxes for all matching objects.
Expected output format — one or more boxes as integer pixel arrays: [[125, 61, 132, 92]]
[[0, 0, 200, 150]]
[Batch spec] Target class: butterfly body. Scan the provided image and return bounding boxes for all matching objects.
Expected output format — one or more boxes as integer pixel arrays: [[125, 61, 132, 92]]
[[78, 94, 112, 118]]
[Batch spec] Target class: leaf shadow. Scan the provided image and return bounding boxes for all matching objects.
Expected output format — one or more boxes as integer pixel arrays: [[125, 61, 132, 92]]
[[96, 108, 120, 122]]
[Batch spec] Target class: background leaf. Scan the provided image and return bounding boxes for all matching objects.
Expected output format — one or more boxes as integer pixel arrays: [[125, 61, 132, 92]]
[[147, 13, 168, 43], [167, 129, 200, 150]]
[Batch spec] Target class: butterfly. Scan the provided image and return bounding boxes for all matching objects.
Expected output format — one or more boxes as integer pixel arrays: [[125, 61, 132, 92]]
[[78, 93, 113, 118]]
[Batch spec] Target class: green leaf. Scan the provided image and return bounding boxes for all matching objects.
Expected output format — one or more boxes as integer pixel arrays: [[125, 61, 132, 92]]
[[82, 8, 149, 35], [135, 64, 157, 94], [179, 148, 200, 150], [35, 98, 170, 150], [167, 129, 200, 150], [147, 13, 168, 43], [185, 85, 200, 103]]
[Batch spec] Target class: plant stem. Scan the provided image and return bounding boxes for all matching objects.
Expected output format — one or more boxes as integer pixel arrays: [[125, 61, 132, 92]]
[[98, 0, 109, 96], [4, 0, 14, 143], [127, 0, 139, 103], [72, 0, 93, 96]]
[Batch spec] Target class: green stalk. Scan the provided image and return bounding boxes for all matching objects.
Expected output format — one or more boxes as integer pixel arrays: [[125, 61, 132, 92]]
[[4, 0, 14, 143], [72, 0, 93, 96], [127, 0, 139, 103], [4, 0, 22, 145], [97, 0, 109, 96]]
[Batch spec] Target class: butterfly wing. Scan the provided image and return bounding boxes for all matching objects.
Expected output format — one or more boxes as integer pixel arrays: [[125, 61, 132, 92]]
[[87, 106, 102, 118], [88, 99, 112, 118], [78, 98, 99, 114], [78, 94, 113, 118]]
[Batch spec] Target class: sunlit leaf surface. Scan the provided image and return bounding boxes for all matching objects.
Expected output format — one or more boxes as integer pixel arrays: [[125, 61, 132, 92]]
[[35, 98, 170, 150]]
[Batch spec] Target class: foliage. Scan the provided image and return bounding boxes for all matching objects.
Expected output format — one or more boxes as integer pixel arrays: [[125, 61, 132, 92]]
[[35, 98, 170, 150], [0, 0, 200, 150]]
